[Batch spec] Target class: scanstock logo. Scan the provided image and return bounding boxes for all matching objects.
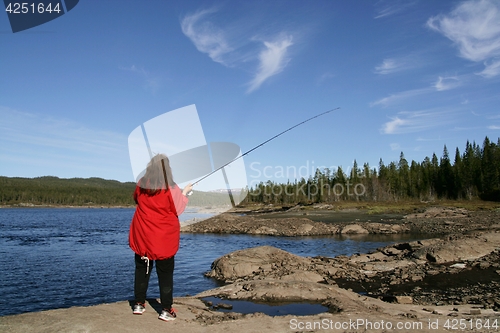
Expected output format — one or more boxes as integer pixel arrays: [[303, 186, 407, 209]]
[[128, 105, 248, 213], [3, 0, 79, 33]]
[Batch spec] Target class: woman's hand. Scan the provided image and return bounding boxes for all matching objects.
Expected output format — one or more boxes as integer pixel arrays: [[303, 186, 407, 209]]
[[182, 183, 193, 196]]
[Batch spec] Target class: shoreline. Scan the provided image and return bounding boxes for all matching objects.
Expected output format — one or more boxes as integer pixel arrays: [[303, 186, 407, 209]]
[[2, 205, 500, 332]]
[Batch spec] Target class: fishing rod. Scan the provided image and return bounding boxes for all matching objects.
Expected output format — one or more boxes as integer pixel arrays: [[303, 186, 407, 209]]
[[188, 107, 340, 194]]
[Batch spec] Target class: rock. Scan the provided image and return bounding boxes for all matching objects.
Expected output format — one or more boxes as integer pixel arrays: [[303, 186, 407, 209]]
[[215, 303, 233, 310], [426, 270, 440, 275], [196, 280, 366, 314], [363, 260, 415, 272], [182, 213, 341, 236], [450, 263, 466, 269], [280, 271, 324, 283], [253, 226, 278, 234], [413, 233, 500, 264], [470, 309, 481, 315], [327, 267, 338, 276], [367, 252, 387, 261], [299, 224, 314, 233], [341, 224, 369, 234], [394, 296, 413, 304], [349, 254, 372, 263], [411, 275, 423, 282], [205, 246, 310, 282], [383, 247, 402, 256], [406, 207, 469, 219]]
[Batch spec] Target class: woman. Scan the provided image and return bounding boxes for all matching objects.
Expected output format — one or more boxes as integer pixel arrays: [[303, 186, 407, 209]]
[[129, 154, 192, 322]]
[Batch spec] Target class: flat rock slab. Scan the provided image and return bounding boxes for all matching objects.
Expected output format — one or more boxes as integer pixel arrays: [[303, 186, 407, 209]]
[[413, 232, 500, 263], [1, 293, 496, 333], [195, 279, 414, 314]]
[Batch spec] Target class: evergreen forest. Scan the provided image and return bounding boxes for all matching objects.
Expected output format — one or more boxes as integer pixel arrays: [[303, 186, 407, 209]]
[[243, 136, 500, 204], [1, 136, 499, 207]]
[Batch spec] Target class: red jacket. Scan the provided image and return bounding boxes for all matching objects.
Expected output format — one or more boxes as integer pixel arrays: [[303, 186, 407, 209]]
[[129, 185, 188, 260]]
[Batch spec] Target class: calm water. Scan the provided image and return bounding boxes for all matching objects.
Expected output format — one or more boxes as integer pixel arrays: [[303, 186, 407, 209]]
[[0, 208, 420, 316]]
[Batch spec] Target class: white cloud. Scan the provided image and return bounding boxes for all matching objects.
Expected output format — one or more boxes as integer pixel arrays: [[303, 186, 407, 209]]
[[181, 8, 294, 92], [374, 58, 400, 74], [370, 88, 429, 107], [374, 54, 421, 75], [383, 117, 408, 134], [477, 58, 500, 78], [488, 125, 500, 130], [390, 143, 401, 151], [381, 110, 455, 134], [374, 0, 417, 19], [371, 75, 462, 108], [317, 72, 335, 85], [247, 36, 293, 93], [180, 8, 233, 65], [434, 76, 460, 91], [427, 0, 500, 76]]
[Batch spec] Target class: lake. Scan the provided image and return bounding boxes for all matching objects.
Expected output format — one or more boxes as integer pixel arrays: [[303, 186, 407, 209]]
[[0, 208, 420, 316]]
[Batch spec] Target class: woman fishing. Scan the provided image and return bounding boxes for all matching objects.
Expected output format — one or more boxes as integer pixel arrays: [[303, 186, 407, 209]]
[[128, 153, 192, 322]]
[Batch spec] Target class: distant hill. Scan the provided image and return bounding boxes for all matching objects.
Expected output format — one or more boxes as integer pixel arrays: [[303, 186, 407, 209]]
[[0, 176, 137, 206], [0, 176, 241, 207]]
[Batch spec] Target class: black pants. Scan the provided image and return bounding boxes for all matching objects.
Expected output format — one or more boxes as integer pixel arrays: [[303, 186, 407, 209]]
[[134, 254, 175, 309]]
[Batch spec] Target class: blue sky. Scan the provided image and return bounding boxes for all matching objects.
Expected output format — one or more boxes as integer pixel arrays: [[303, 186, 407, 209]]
[[1, 0, 500, 188]]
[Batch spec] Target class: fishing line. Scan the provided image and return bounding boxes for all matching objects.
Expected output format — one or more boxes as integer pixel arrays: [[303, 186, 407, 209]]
[[188, 107, 340, 194]]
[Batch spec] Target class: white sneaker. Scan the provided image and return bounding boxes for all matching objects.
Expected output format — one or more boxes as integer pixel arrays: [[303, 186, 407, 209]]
[[158, 308, 176, 321], [133, 303, 146, 315]]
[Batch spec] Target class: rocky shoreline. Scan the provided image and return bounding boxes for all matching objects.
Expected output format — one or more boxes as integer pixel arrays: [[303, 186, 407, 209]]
[[181, 206, 497, 235], [190, 206, 500, 323], [3, 205, 500, 332]]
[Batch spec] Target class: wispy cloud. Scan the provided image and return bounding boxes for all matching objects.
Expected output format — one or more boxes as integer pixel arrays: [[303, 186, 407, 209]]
[[488, 125, 500, 130], [478, 58, 500, 78], [120, 65, 160, 93], [416, 136, 445, 142], [180, 8, 233, 65], [371, 74, 463, 107], [180, 8, 294, 92], [247, 35, 293, 93], [390, 143, 401, 150], [316, 72, 335, 85], [374, 0, 418, 19], [427, 0, 500, 76], [370, 88, 429, 107], [374, 58, 401, 74], [381, 109, 456, 134], [0, 106, 127, 159], [373, 55, 422, 75], [433, 76, 460, 91]]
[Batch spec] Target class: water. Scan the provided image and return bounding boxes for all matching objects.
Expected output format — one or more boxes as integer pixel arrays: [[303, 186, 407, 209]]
[[0, 208, 420, 317], [201, 296, 329, 316]]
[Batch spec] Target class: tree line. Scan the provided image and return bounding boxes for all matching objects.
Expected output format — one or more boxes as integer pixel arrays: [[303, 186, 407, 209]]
[[243, 136, 500, 204], [0, 176, 138, 206], [0, 176, 234, 207], [2, 136, 499, 207]]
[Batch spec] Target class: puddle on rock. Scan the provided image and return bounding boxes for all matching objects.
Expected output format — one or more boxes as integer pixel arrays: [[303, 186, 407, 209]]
[[200, 296, 329, 316]]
